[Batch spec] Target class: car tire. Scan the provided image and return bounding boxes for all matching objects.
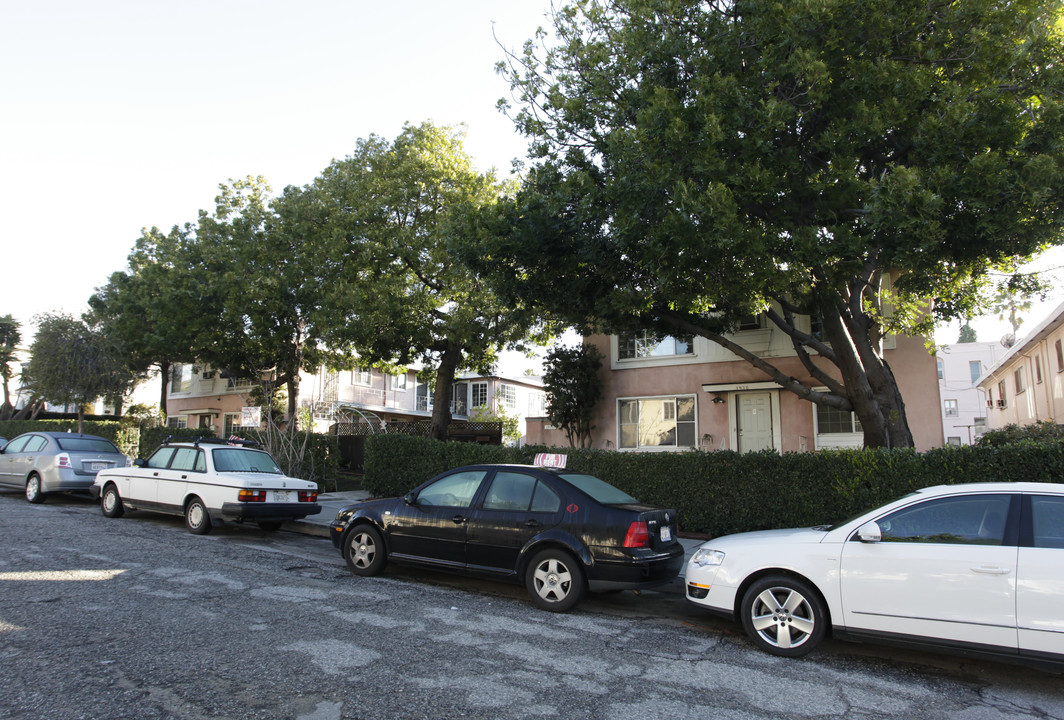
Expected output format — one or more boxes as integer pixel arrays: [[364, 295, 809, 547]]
[[343, 525, 386, 577], [184, 497, 213, 535], [25, 474, 45, 504], [257, 521, 283, 532], [101, 484, 125, 518], [525, 548, 586, 613], [740, 575, 827, 658]]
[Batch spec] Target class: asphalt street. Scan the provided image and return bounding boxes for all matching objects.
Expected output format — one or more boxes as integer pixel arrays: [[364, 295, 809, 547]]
[[1, 491, 1063, 720]]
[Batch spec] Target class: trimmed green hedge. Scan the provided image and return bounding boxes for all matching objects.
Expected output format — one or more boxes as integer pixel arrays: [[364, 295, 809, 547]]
[[363, 435, 1064, 537]]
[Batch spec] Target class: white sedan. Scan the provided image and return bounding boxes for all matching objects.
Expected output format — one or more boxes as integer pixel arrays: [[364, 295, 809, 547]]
[[685, 482, 1064, 667], [91, 438, 321, 535]]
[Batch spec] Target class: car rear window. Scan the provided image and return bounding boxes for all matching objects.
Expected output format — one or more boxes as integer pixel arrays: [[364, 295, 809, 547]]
[[212, 448, 282, 474], [557, 473, 639, 505], [56, 437, 120, 453]]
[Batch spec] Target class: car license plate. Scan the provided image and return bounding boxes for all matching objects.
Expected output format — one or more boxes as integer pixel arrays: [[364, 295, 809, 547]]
[[660, 526, 672, 542], [273, 490, 290, 503], [87, 462, 109, 472]]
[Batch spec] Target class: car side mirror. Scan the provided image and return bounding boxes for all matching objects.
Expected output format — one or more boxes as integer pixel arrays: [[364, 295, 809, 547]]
[[856, 521, 882, 543], [134, 458, 147, 467], [404, 492, 417, 506]]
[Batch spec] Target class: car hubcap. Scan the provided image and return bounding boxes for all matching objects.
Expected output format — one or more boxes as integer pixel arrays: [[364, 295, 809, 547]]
[[533, 559, 572, 602], [27, 479, 38, 499], [353, 534, 375, 568], [104, 493, 115, 511], [189, 505, 204, 527], [751, 587, 815, 649]]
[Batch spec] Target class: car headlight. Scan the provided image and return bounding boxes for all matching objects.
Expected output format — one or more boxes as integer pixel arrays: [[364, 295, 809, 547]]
[[691, 548, 726, 568]]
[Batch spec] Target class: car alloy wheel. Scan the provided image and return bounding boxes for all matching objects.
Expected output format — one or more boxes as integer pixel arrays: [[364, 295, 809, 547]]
[[25, 474, 44, 504], [526, 549, 585, 612], [740, 576, 826, 657], [344, 525, 386, 577]]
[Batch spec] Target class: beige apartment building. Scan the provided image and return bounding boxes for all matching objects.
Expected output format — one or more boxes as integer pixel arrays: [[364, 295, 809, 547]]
[[978, 301, 1064, 429], [527, 322, 943, 453], [165, 363, 546, 441]]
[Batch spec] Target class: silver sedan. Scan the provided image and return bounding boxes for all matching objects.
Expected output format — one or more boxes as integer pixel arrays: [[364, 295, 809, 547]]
[[0, 432, 129, 503]]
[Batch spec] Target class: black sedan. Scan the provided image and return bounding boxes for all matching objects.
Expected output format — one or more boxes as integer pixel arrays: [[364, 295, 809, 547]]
[[329, 463, 685, 612]]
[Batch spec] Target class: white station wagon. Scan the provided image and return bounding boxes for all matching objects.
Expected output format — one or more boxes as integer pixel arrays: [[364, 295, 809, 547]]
[[91, 438, 321, 535], [686, 482, 1064, 668]]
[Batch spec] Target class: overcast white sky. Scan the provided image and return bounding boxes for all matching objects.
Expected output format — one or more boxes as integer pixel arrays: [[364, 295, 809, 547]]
[[2, 0, 1062, 354], [0, 0, 550, 336]]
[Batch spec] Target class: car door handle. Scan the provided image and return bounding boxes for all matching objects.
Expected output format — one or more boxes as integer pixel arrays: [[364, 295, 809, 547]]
[[180, 475, 188, 479], [970, 565, 1011, 575], [524, 520, 541, 528], [452, 515, 467, 525]]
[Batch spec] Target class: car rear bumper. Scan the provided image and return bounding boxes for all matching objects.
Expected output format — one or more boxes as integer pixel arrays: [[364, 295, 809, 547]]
[[586, 545, 685, 592], [220, 502, 323, 522], [42, 471, 97, 493]]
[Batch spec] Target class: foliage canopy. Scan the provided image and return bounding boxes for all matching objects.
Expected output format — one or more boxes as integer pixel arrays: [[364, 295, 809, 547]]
[[475, 0, 1064, 448]]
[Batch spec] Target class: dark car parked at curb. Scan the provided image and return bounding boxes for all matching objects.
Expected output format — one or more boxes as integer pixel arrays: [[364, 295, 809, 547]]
[[0, 432, 128, 503], [330, 461, 685, 612]]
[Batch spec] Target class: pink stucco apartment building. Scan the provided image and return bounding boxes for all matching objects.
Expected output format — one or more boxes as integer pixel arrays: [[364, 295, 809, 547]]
[[526, 324, 944, 453]]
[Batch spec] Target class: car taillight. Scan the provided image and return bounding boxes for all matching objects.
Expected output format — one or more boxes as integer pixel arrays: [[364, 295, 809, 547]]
[[624, 521, 650, 548], [299, 491, 318, 502], [55, 453, 72, 469], [238, 489, 267, 502]]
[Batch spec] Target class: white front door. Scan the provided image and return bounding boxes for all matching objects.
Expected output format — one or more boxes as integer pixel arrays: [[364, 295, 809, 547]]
[[737, 393, 773, 452]]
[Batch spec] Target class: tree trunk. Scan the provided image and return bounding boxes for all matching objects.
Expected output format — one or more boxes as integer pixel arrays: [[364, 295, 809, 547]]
[[158, 360, 171, 417], [429, 343, 464, 441], [286, 375, 300, 429]]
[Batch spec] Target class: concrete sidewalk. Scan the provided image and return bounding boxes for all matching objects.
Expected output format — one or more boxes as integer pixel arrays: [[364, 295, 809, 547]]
[[289, 490, 706, 579]]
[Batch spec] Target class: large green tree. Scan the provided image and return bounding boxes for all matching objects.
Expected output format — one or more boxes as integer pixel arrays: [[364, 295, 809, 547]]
[[480, 0, 1064, 448], [309, 122, 553, 440], [89, 224, 206, 414], [191, 176, 352, 425], [0, 315, 20, 420], [23, 313, 137, 432]]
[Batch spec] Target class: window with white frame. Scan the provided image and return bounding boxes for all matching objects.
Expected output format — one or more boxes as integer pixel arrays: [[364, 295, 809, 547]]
[[937, 358, 944, 380], [944, 399, 959, 417], [618, 396, 696, 449], [471, 382, 489, 408], [617, 331, 693, 360], [499, 384, 517, 410], [223, 413, 242, 436], [816, 404, 862, 434], [391, 372, 408, 391], [1015, 367, 1026, 394], [167, 416, 188, 429], [353, 368, 371, 386], [969, 361, 982, 384], [528, 391, 546, 416], [1035, 356, 1043, 384]]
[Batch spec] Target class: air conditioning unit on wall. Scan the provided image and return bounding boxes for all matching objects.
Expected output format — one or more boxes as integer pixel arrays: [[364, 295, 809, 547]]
[[996, 399, 1007, 408]]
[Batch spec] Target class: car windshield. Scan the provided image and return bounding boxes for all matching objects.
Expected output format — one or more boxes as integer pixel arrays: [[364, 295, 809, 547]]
[[56, 437, 120, 453], [211, 448, 283, 474], [558, 473, 640, 504]]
